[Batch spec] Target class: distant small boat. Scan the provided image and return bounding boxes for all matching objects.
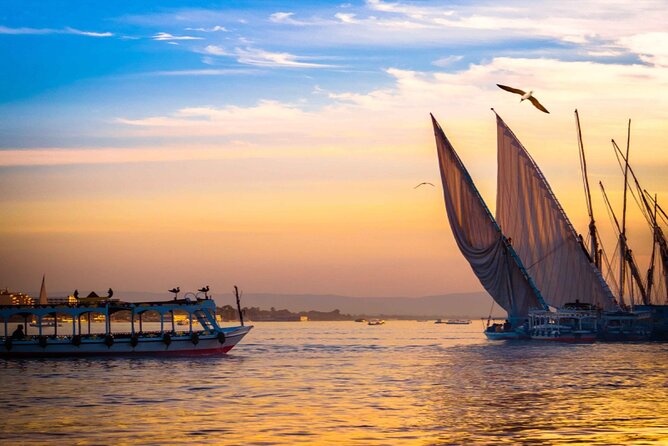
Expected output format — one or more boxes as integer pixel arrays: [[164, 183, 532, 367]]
[[367, 319, 385, 326], [354, 318, 367, 323], [445, 319, 471, 325]]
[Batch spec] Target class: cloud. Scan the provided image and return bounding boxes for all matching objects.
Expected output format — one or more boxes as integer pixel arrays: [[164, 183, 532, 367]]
[[203, 44, 230, 56], [152, 32, 203, 41], [110, 56, 667, 154], [620, 32, 668, 67], [6, 55, 668, 178], [202, 44, 336, 68], [335, 13, 359, 24], [64, 27, 113, 37], [235, 47, 337, 68], [185, 25, 228, 32], [148, 68, 257, 76], [269, 12, 301, 24], [0, 25, 113, 37], [432, 55, 463, 67]]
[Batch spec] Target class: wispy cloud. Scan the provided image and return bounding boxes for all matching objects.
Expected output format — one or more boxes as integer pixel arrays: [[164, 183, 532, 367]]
[[152, 32, 202, 41], [149, 68, 257, 76], [235, 47, 337, 68], [185, 25, 228, 32], [203, 44, 336, 68], [269, 12, 302, 25], [64, 27, 113, 37], [203, 45, 230, 56], [0, 25, 112, 37], [432, 55, 463, 67]]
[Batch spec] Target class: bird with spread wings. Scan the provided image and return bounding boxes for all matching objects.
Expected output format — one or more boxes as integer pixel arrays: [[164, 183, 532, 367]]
[[496, 84, 550, 114]]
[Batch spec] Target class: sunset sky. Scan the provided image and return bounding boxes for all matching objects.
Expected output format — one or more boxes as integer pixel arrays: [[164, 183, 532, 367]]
[[1, 1, 667, 298]]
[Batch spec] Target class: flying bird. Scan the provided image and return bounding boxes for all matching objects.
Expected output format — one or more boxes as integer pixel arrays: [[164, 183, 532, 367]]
[[414, 182, 435, 189], [496, 84, 550, 114]]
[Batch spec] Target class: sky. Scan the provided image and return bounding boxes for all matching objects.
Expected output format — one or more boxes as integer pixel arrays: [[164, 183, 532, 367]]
[[1, 0, 667, 299]]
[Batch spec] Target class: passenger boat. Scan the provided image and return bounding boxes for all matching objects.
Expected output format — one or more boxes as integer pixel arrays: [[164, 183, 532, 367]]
[[1, 296, 252, 357]]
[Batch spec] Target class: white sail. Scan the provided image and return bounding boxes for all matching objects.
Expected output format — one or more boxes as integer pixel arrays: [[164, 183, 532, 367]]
[[39, 274, 47, 305], [494, 113, 618, 311], [432, 115, 546, 321]]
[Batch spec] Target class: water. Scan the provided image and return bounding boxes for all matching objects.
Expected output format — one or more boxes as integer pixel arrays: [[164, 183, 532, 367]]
[[2, 321, 668, 445]]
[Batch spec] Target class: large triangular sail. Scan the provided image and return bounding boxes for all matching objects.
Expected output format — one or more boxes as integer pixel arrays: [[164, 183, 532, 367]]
[[431, 115, 546, 322], [494, 113, 618, 311]]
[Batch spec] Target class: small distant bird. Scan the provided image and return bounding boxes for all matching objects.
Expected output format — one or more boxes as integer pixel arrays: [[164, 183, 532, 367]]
[[107, 288, 114, 298], [169, 287, 180, 300], [414, 182, 435, 189], [496, 84, 550, 114]]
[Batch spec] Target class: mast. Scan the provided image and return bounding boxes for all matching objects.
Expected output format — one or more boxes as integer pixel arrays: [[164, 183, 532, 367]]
[[575, 110, 599, 268], [601, 180, 648, 306], [611, 140, 659, 306], [647, 195, 658, 301], [644, 192, 668, 304], [619, 120, 632, 308]]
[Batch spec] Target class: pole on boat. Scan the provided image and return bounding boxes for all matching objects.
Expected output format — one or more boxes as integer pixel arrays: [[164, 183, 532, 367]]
[[575, 110, 599, 268], [130, 307, 135, 336], [234, 286, 244, 327], [619, 120, 632, 309], [38, 315, 43, 337], [170, 310, 175, 334]]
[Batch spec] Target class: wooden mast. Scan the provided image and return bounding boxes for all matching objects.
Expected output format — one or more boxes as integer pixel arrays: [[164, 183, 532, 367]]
[[575, 110, 599, 268], [619, 119, 632, 308]]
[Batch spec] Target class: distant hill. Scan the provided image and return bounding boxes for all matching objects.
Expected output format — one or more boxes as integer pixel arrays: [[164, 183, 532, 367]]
[[71, 290, 504, 319]]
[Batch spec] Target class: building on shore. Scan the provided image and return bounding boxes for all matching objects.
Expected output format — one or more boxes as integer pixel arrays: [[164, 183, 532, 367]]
[[0, 289, 35, 306]]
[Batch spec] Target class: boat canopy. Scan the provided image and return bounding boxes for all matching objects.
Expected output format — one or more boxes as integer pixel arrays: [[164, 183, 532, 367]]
[[432, 114, 547, 323]]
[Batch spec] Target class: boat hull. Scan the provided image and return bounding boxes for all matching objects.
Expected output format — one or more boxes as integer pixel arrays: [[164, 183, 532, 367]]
[[530, 334, 596, 343], [1, 326, 252, 358], [484, 330, 526, 340]]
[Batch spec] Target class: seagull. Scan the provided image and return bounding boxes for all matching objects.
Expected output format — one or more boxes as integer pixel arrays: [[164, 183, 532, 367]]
[[198, 286, 209, 293], [496, 84, 550, 114], [414, 182, 435, 189], [168, 287, 180, 300]]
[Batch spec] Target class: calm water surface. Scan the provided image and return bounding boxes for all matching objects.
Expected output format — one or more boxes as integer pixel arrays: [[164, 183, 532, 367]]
[[1, 321, 668, 445]]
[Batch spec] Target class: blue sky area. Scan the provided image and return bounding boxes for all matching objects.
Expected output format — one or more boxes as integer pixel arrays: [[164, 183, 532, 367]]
[[2, 0, 653, 149]]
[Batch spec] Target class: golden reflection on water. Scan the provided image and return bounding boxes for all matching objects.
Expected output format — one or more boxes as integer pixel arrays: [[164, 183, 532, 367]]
[[1, 321, 668, 444]]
